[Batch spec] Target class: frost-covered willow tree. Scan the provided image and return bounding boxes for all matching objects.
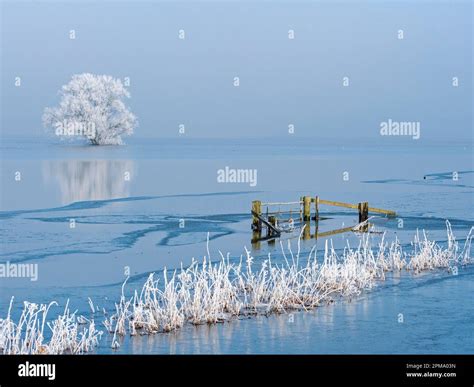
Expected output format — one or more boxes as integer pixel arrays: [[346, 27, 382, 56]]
[[43, 73, 137, 145]]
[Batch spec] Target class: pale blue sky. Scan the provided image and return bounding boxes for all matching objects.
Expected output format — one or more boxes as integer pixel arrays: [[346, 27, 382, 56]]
[[1, 0, 472, 140]]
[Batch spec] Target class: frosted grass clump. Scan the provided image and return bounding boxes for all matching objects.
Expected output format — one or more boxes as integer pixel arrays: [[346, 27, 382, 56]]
[[408, 221, 472, 273], [105, 221, 472, 345], [43, 73, 137, 145], [0, 298, 102, 354]]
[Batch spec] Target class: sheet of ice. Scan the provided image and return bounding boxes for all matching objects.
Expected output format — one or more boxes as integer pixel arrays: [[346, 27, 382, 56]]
[[0, 136, 472, 353]]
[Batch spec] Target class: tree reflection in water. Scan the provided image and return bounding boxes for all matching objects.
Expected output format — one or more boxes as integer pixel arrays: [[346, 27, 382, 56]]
[[43, 159, 134, 204]]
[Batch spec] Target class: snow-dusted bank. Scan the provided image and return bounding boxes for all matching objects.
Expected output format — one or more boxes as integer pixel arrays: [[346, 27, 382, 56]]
[[1, 221, 472, 354]]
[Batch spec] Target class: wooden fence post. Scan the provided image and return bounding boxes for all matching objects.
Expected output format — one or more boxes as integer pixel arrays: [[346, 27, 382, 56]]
[[358, 201, 369, 223], [299, 197, 303, 221], [303, 196, 311, 221], [252, 200, 261, 231], [268, 215, 276, 245], [268, 216, 276, 236], [314, 196, 319, 220]]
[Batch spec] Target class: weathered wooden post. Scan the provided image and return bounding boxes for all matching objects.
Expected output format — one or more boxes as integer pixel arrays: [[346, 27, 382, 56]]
[[299, 196, 303, 221], [268, 216, 276, 235], [268, 215, 276, 245], [252, 200, 262, 231], [358, 201, 369, 223], [303, 196, 311, 221], [314, 196, 319, 221]]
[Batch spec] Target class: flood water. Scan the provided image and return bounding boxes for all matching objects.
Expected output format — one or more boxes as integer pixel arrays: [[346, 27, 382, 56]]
[[0, 135, 473, 353]]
